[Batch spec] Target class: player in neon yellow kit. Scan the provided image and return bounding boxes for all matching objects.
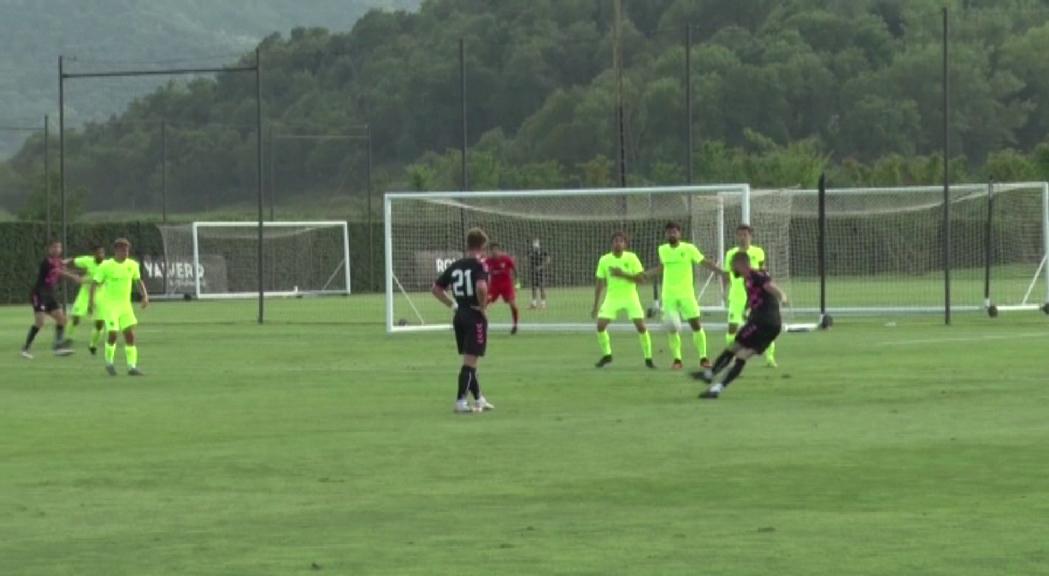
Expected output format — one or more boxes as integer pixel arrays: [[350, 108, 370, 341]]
[[90, 238, 150, 376], [592, 231, 654, 369], [724, 224, 776, 367], [644, 222, 726, 370], [65, 245, 107, 355]]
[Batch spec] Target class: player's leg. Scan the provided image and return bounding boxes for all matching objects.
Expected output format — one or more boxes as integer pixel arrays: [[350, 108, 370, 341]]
[[663, 298, 684, 369], [68, 288, 89, 340], [629, 298, 654, 368], [538, 274, 547, 308], [507, 292, 520, 335], [700, 347, 757, 399], [48, 308, 72, 353], [123, 329, 141, 376], [530, 275, 539, 309], [682, 297, 709, 368], [764, 341, 778, 368], [466, 313, 492, 411], [103, 311, 120, 375], [22, 308, 47, 358], [726, 296, 743, 347], [595, 309, 614, 367], [89, 319, 105, 355]]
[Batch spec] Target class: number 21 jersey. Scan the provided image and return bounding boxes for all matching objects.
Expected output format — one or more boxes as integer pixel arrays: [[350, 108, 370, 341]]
[[435, 257, 489, 310]]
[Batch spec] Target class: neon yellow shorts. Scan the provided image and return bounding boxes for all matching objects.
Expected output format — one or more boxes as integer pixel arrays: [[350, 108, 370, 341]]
[[662, 293, 700, 321], [104, 305, 138, 333], [599, 295, 645, 321]]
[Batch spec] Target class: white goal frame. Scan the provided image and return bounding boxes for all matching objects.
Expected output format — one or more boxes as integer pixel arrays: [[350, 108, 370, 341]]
[[191, 221, 352, 300], [384, 185, 751, 334], [756, 181, 1049, 316]]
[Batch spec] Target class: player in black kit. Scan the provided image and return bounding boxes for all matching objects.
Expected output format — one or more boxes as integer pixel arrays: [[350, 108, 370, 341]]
[[22, 241, 81, 358], [432, 228, 496, 414], [692, 250, 787, 399]]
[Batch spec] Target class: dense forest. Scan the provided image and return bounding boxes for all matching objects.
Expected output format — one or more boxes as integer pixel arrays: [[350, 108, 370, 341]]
[[6, 0, 1049, 220]]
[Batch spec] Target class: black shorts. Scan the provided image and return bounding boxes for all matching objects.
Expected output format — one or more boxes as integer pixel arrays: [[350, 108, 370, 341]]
[[30, 291, 60, 314], [735, 320, 781, 354], [453, 310, 488, 357]]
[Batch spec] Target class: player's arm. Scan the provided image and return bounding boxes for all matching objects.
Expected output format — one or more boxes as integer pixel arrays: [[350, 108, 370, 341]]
[[476, 279, 489, 316], [699, 258, 727, 278], [642, 264, 663, 280], [88, 281, 97, 314], [431, 282, 455, 309], [592, 278, 606, 319], [608, 267, 645, 283], [138, 279, 150, 309], [764, 281, 788, 305]]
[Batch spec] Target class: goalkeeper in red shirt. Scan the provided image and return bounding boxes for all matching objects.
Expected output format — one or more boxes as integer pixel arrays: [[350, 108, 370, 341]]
[[485, 243, 520, 335]]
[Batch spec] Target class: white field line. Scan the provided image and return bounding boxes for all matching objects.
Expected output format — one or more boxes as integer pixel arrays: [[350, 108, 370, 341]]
[[877, 332, 1049, 346]]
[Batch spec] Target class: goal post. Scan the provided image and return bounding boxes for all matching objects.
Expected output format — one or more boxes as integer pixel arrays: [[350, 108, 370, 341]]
[[385, 186, 752, 333], [157, 221, 352, 300], [384, 184, 751, 334], [751, 181, 1049, 319]]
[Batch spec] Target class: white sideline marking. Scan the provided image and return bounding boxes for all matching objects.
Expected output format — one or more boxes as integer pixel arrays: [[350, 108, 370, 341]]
[[877, 332, 1049, 346]]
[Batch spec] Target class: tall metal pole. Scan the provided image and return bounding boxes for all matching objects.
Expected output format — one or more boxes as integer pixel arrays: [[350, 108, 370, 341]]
[[44, 115, 51, 239], [366, 124, 375, 292], [161, 120, 168, 222], [459, 38, 468, 241], [268, 126, 275, 221], [58, 56, 68, 306], [983, 182, 994, 313], [255, 48, 265, 324], [459, 38, 469, 192], [685, 24, 694, 185], [614, 0, 627, 188], [818, 173, 828, 324], [942, 7, 952, 326]]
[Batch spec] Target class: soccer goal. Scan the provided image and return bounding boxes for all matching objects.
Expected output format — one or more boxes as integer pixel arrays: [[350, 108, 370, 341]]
[[384, 185, 751, 334], [155, 221, 352, 299], [750, 182, 1049, 319]]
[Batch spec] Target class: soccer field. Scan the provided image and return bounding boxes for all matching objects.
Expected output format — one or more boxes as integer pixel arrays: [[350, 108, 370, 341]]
[[2, 298, 1048, 575]]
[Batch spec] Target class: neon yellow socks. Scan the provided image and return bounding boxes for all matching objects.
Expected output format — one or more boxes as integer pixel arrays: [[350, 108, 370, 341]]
[[597, 330, 612, 356], [105, 342, 116, 365], [726, 331, 735, 346], [90, 326, 104, 349], [638, 331, 652, 360], [668, 332, 682, 360], [125, 345, 138, 369], [693, 329, 708, 360]]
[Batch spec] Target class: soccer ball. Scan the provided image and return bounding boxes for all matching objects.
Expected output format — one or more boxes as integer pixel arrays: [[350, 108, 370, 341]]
[[987, 305, 999, 318]]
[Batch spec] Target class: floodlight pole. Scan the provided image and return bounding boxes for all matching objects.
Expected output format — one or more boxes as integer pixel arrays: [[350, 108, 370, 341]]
[[614, 0, 627, 188], [44, 115, 51, 239], [161, 120, 167, 222], [366, 124, 374, 292], [256, 47, 264, 325], [942, 7, 952, 326], [685, 24, 694, 185], [58, 56, 68, 306]]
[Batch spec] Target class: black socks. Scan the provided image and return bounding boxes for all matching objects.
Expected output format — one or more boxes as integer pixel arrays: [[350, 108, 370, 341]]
[[458, 366, 481, 400], [24, 325, 40, 350], [721, 358, 747, 388]]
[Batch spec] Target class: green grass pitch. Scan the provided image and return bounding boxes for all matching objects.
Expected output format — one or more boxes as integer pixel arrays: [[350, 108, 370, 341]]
[[2, 297, 1048, 575]]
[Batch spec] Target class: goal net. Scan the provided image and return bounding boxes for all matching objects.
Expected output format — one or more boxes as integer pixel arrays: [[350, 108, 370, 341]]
[[751, 182, 1049, 317], [384, 185, 752, 333], [155, 221, 351, 299]]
